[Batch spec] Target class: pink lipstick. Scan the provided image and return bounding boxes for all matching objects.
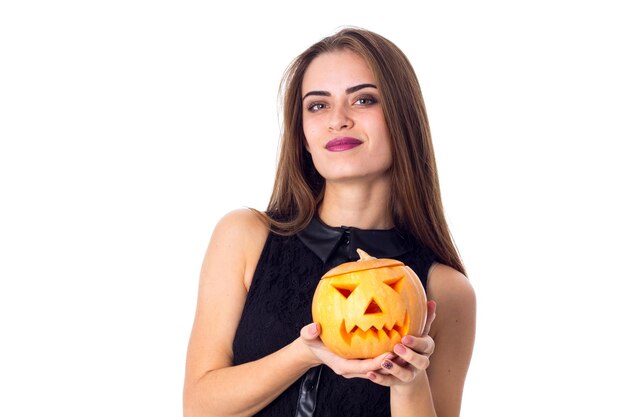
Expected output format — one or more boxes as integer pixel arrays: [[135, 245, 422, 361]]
[[325, 137, 363, 152]]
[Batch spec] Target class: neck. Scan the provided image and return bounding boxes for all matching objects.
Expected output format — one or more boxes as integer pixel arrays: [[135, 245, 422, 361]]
[[317, 178, 393, 230]]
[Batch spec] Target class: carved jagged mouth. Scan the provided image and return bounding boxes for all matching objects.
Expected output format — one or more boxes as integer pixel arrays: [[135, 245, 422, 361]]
[[339, 311, 409, 345]]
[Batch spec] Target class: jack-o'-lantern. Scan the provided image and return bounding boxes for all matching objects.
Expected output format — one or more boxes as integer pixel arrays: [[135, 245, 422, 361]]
[[311, 249, 427, 359]]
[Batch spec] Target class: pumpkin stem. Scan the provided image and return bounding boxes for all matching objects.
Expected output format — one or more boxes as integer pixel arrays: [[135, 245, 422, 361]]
[[356, 248, 376, 261]]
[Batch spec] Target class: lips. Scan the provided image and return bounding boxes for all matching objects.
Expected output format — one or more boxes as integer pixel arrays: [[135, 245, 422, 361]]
[[325, 137, 363, 152]]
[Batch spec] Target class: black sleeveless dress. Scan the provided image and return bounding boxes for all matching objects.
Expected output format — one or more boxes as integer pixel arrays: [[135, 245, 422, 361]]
[[232, 217, 436, 417]]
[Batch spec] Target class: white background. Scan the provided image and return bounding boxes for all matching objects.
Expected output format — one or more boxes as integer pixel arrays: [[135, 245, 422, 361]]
[[1, 1, 624, 416]]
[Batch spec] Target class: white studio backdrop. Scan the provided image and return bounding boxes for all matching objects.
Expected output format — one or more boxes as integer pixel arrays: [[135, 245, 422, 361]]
[[1, 1, 624, 416]]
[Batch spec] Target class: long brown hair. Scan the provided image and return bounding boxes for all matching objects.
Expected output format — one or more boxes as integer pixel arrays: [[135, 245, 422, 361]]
[[263, 27, 465, 275]]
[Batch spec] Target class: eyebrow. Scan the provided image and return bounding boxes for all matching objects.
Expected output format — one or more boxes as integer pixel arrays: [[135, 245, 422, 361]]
[[302, 83, 377, 101]]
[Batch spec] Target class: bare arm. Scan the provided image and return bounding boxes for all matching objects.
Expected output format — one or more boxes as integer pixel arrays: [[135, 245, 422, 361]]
[[183, 209, 387, 417], [368, 265, 476, 416], [426, 264, 476, 416], [183, 209, 314, 417]]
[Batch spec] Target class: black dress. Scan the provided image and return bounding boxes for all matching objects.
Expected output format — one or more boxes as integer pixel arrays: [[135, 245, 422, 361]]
[[232, 217, 436, 416]]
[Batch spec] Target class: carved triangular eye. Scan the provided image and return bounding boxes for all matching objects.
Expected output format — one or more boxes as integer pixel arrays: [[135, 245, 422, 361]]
[[384, 276, 403, 293], [332, 283, 357, 298]]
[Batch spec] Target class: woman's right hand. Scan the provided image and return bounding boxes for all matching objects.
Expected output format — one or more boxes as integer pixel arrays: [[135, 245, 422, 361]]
[[299, 323, 389, 379]]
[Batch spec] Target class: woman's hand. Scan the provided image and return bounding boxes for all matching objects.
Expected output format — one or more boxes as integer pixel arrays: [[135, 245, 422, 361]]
[[366, 300, 437, 386], [299, 322, 389, 378]]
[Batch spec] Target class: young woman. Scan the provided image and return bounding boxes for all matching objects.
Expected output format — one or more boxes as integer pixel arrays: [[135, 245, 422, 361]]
[[184, 27, 476, 417]]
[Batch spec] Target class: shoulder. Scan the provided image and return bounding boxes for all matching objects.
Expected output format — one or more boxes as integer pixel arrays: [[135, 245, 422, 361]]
[[427, 264, 475, 305], [426, 264, 476, 337], [205, 208, 270, 288], [212, 208, 269, 243]]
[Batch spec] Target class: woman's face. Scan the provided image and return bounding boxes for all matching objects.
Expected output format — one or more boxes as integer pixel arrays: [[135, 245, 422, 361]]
[[301, 50, 392, 184]]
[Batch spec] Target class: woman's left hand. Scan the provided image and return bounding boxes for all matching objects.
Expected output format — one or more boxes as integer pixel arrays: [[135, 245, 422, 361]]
[[366, 300, 437, 386]]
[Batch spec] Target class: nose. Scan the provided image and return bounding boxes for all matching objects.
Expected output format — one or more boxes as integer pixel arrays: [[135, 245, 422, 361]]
[[364, 299, 383, 314], [328, 104, 353, 131]]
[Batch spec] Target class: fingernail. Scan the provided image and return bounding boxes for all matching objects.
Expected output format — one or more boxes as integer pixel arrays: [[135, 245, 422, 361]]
[[394, 344, 406, 354], [382, 360, 393, 370], [401, 335, 414, 344], [367, 372, 377, 381]]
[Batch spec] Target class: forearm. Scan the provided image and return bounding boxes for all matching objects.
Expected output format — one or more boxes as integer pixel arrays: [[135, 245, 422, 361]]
[[390, 372, 436, 417], [184, 338, 315, 417]]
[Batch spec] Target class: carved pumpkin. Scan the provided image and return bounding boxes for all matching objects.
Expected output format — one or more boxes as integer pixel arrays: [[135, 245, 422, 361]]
[[311, 249, 427, 359]]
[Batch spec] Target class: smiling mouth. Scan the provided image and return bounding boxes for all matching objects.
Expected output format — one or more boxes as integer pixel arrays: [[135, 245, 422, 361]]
[[339, 312, 409, 345], [325, 137, 363, 152]]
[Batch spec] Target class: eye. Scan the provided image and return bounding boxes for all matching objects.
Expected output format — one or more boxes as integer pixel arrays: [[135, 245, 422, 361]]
[[332, 283, 357, 299], [354, 95, 378, 106], [383, 276, 403, 293], [307, 102, 327, 112]]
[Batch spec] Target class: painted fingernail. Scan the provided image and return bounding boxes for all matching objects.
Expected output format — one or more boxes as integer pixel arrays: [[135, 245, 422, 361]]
[[382, 360, 393, 370], [394, 344, 406, 354]]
